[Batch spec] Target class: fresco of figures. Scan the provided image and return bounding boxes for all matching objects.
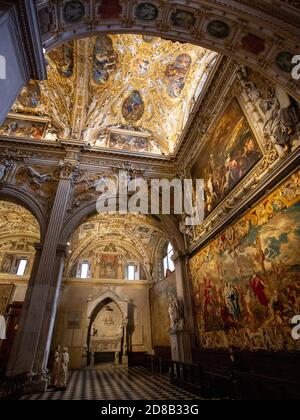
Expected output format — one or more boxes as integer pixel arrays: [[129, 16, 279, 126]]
[[47, 42, 74, 78], [109, 132, 149, 153], [93, 35, 119, 85], [165, 54, 192, 98], [0, 118, 47, 139], [190, 171, 300, 352], [16, 80, 41, 109], [193, 99, 262, 215], [122, 90, 145, 123]]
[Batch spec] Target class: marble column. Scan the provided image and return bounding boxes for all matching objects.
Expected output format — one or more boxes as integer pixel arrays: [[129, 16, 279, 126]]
[[171, 253, 194, 364], [7, 165, 76, 390]]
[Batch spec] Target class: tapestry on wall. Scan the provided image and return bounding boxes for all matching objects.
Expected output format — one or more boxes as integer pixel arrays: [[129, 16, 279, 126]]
[[190, 171, 300, 352], [0, 284, 13, 315]]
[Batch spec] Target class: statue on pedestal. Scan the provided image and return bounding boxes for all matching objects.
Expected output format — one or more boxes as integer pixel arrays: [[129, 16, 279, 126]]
[[50, 345, 61, 388], [168, 295, 185, 331], [56, 347, 70, 390], [0, 315, 6, 340]]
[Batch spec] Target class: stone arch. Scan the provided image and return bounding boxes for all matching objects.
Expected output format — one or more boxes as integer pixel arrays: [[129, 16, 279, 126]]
[[66, 237, 153, 281], [39, 0, 300, 100], [59, 199, 185, 254], [0, 184, 48, 241]]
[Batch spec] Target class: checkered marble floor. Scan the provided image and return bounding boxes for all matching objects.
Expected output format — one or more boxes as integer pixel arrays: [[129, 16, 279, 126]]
[[23, 367, 199, 400]]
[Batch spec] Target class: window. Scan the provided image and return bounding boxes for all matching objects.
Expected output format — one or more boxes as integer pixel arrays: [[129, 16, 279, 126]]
[[80, 262, 90, 279], [127, 264, 135, 281], [16, 259, 28, 276], [164, 243, 175, 277]]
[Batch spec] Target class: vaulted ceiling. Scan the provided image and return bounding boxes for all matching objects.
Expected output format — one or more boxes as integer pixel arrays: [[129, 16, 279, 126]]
[[1, 34, 217, 156]]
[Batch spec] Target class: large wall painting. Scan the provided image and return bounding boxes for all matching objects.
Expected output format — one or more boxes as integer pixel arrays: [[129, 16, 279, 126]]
[[190, 171, 300, 352], [192, 99, 263, 215]]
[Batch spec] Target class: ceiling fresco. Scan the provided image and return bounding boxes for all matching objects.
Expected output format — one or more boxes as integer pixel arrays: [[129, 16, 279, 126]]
[[1, 34, 217, 155], [0, 201, 40, 237]]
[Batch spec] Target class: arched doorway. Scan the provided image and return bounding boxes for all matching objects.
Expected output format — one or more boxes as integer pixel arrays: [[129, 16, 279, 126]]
[[0, 200, 41, 371]]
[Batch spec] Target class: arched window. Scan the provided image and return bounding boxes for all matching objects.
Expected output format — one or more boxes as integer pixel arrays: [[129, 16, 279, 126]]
[[163, 243, 175, 277]]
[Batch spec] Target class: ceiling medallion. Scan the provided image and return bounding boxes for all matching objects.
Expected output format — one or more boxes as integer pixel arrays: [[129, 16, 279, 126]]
[[63, 0, 85, 23], [122, 91, 145, 123], [207, 20, 231, 39], [135, 3, 159, 21]]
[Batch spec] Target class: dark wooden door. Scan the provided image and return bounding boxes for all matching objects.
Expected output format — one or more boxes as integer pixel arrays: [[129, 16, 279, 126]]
[[0, 302, 23, 370]]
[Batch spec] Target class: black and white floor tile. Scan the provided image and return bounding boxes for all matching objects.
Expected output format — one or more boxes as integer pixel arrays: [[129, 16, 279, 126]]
[[23, 367, 199, 400]]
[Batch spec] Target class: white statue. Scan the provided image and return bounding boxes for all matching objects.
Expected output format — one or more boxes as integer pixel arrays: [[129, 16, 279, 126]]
[[0, 315, 6, 340], [50, 344, 61, 387], [56, 347, 70, 390], [0, 159, 14, 181], [168, 295, 185, 331]]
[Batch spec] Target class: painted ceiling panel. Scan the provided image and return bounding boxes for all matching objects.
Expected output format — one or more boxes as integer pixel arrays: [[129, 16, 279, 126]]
[[3, 34, 217, 155]]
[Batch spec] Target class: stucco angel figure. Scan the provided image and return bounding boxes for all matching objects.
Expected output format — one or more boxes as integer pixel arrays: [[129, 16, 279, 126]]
[[262, 86, 300, 153], [56, 347, 70, 390]]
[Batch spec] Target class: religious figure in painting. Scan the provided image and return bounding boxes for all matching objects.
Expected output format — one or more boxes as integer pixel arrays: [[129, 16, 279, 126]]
[[249, 274, 269, 308], [93, 35, 118, 85], [17, 81, 41, 108], [224, 283, 241, 321], [165, 54, 192, 98], [47, 42, 74, 78], [193, 99, 262, 215], [122, 91, 145, 123]]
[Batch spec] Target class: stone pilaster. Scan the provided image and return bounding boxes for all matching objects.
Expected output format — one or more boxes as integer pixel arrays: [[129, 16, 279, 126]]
[[171, 253, 195, 363], [7, 163, 77, 390]]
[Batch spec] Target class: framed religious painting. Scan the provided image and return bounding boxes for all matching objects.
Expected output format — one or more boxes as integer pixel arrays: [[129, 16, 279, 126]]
[[192, 98, 264, 217], [0, 113, 50, 140], [108, 128, 150, 153]]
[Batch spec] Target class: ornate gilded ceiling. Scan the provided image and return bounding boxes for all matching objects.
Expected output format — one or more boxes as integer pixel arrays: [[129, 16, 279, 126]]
[[0, 201, 41, 246], [1, 34, 217, 155]]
